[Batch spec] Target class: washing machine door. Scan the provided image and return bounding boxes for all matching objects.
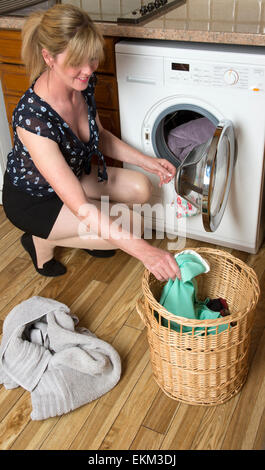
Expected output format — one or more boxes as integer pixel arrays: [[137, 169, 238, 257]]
[[175, 120, 235, 232]]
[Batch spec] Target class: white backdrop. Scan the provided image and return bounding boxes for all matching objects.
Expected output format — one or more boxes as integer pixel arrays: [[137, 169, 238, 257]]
[[0, 81, 12, 204]]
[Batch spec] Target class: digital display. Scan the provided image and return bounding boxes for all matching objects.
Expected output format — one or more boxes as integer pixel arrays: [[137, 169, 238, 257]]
[[171, 63, 190, 71]]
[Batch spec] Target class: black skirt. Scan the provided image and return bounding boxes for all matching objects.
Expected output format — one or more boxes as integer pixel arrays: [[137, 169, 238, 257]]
[[3, 171, 63, 239]]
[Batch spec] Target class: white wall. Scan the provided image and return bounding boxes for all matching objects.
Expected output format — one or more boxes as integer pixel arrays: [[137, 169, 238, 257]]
[[0, 81, 12, 204]]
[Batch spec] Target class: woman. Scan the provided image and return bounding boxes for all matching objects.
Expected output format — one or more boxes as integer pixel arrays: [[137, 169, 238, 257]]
[[3, 4, 181, 282]]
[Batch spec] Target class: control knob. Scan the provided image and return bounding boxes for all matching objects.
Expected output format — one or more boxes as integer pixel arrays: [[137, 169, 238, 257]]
[[224, 69, 239, 85]]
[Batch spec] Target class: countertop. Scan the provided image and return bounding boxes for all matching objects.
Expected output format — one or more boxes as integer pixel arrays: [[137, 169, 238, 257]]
[[0, 0, 265, 46]]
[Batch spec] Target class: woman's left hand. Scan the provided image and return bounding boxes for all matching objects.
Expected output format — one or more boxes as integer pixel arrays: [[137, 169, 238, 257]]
[[140, 156, 176, 187]]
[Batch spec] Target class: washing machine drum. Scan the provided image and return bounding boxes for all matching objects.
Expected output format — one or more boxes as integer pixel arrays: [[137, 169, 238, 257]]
[[153, 112, 235, 232]]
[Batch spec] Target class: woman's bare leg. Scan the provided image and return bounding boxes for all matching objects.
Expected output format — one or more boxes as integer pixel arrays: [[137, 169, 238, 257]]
[[79, 164, 153, 205], [32, 166, 152, 268]]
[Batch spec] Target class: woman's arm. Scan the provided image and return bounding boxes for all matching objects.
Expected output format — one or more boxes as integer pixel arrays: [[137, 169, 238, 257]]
[[16, 127, 181, 281], [96, 113, 176, 187], [17, 127, 88, 216]]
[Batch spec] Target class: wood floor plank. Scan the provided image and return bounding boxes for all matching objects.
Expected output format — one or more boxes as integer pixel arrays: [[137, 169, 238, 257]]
[[246, 243, 265, 280], [160, 403, 206, 450], [93, 273, 144, 341], [0, 219, 20, 241], [125, 306, 145, 331], [0, 387, 25, 423], [0, 242, 25, 273], [35, 248, 93, 300], [221, 329, 265, 450], [130, 426, 164, 450], [143, 389, 181, 435], [241, 372, 265, 450], [111, 324, 143, 360], [69, 331, 150, 450], [0, 209, 9, 227], [0, 225, 21, 252], [80, 258, 144, 340], [90, 249, 133, 284], [10, 417, 59, 451], [190, 397, 240, 450], [68, 279, 108, 321], [49, 253, 131, 320], [0, 247, 88, 322], [0, 257, 37, 313], [99, 362, 159, 450], [248, 270, 265, 362], [0, 274, 52, 323], [252, 406, 265, 450], [0, 392, 32, 450]]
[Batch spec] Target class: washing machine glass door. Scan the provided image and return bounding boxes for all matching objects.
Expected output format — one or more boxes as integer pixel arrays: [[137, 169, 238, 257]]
[[175, 120, 235, 232]]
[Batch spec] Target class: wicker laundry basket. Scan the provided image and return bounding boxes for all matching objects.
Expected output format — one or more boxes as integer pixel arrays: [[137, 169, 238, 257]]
[[136, 248, 260, 406]]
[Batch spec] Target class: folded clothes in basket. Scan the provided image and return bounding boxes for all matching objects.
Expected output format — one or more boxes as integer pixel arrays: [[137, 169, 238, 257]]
[[159, 250, 230, 335]]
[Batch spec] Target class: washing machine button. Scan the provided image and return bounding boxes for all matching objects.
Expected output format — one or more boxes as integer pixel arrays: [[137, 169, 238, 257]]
[[224, 69, 239, 85]]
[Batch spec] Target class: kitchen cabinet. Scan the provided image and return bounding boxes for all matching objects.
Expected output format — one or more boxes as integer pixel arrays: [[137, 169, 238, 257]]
[[0, 30, 121, 166]]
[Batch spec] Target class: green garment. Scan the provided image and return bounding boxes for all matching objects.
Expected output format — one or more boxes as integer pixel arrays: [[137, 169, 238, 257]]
[[159, 250, 228, 335]]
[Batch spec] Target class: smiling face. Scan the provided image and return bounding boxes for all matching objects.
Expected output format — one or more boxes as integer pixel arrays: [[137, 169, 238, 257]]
[[42, 47, 99, 91]]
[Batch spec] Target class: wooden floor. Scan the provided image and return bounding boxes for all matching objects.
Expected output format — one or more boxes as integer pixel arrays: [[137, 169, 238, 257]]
[[0, 204, 264, 451]]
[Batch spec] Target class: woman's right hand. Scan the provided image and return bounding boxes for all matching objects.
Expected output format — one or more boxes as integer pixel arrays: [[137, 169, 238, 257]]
[[140, 246, 181, 282]]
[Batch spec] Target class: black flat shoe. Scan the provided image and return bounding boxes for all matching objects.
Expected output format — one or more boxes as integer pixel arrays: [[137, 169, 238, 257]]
[[83, 248, 117, 258], [21, 233, 67, 277]]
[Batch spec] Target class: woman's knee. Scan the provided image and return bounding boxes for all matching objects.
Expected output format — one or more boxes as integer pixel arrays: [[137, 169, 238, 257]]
[[132, 173, 153, 204]]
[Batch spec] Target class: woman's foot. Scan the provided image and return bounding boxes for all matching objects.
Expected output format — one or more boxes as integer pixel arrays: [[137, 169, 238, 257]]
[[32, 235, 55, 269], [21, 233, 66, 277]]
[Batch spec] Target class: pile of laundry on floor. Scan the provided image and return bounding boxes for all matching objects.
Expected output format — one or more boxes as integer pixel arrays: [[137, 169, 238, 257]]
[[159, 250, 234, 335], [0, 296, 121, 420]]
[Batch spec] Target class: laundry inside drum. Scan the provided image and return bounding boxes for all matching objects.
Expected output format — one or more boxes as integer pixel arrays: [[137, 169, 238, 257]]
[[163, 110, 216, 212], [164, 110, 216, 164]]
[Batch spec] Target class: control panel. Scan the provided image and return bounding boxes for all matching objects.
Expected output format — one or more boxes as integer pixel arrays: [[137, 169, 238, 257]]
[[165, 58, 265, 91]]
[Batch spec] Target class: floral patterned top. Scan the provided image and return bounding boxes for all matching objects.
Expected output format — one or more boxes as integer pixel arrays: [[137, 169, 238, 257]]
[[6, 73, 108, 197]]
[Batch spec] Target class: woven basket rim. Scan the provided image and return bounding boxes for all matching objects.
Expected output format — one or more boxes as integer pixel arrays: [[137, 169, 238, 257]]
[[142, 247, 260, 327]]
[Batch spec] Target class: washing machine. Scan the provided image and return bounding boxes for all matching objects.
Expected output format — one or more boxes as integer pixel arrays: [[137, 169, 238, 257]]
[[115, 40, 265, 254]]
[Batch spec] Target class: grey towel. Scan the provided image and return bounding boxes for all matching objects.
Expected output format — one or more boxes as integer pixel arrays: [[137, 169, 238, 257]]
[[0, 296, 121, 420], [167, 117, 216, 162]]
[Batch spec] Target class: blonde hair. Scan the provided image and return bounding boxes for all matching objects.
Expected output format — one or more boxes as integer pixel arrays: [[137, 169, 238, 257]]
[[21, 4, 105, 82]]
